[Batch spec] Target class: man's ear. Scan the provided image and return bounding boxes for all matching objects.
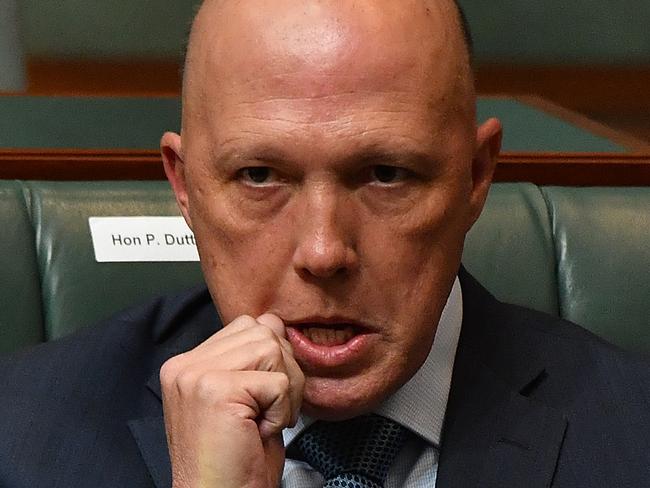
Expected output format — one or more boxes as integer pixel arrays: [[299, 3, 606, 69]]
[[161, 132, 193, 229], [467, 117, 502, 227]]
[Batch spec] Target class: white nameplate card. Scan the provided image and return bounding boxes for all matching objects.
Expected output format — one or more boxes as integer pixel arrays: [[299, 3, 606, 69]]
[[89, 216, 200, 262]]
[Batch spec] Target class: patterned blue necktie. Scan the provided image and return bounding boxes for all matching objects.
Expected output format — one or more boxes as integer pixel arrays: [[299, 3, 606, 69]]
[[287, 414, 408, 488]]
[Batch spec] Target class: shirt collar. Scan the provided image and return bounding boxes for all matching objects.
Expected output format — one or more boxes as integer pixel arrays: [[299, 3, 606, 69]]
[[284, 276, 463, 448]]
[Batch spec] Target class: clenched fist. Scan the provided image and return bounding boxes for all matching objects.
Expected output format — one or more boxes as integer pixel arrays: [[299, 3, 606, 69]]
[[159, 313, 305, 488]]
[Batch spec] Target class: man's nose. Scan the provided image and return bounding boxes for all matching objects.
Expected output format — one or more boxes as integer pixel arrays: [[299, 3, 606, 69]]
[[292, 191, 358, 279]]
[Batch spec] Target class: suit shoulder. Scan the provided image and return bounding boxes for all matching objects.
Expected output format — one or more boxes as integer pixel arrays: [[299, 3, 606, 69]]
[[460, 270, 650, 405], [0, 285, 214, 404], [496, 298, 649, 374], [0, 286, 215, 486]]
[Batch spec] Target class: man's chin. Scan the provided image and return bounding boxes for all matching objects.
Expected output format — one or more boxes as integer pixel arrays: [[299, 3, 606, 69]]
[[299, 376, 389, 421]]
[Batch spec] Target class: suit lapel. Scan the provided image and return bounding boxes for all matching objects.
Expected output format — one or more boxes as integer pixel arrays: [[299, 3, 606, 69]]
[[437, 342, 567, 488], [128, 416, 171, 488], [126, 288, 221, 488], [127, 371, 175, 488], [437, 270, 568, 487]]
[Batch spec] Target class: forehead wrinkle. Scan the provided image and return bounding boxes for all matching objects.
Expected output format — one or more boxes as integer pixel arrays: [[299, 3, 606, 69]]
[[213, 118, 445, 168]]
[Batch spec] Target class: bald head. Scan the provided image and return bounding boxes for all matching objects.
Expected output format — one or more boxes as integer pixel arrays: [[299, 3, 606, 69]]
[[182, 0, 473, 69], [181, 0, 475, 135]]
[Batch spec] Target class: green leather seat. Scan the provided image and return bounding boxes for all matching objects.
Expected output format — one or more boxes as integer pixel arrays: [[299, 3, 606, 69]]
[[0, 181, 43, 353], [542, 187, 650, 353], [26, 181, 204, 340], [463, 183, 559, 316]]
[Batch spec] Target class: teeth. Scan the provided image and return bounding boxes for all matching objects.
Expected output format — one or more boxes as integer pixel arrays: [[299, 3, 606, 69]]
[[335, 329, 346, 343], [303, 326, 355, 346]]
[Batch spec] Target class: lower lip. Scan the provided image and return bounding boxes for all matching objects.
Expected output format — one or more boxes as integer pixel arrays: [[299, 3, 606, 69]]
[[286, 326, 375, 369]]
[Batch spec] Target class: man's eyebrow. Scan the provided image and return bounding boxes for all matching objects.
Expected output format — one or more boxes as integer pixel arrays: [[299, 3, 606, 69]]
[[211, 145, 437, 168], [344, 149, 436, 167], [212, 145, 289, 166]]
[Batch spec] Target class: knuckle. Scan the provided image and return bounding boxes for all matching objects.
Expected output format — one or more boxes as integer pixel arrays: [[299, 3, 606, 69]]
[[164, 366, 231, 405], [194, 372, 223, 402], [175, 369, 199, 393], [273, 371, 291, 392], [252, 324, 276, 341], [252, 340, 284, 372], [159, 356, 182, 387], [258, 339, 283, 360]]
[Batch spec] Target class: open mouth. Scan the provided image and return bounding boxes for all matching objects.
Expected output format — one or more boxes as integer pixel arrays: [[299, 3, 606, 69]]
[[298, 324, 359, 346], [284, 319, 377, 368], [284, 318, 376, 368]]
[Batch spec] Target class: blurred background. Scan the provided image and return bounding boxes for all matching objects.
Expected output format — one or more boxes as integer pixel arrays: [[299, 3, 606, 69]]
[[1, 0, 649, 141]]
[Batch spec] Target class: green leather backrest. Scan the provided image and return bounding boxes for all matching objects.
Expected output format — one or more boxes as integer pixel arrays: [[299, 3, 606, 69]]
[[25, 181, 204, 340], [0, 181, 43, 353], [0, 182, 648, 355], [463, 183, 559, 316], [542, 187, 650, 354]]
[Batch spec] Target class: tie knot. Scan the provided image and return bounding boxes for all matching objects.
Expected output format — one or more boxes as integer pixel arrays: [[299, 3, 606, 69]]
[[288, 415, 408, 487]]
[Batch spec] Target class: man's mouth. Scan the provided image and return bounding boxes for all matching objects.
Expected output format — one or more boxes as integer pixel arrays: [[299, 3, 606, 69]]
[[300, 325, 357, 346], [284, 319, 377, 369]]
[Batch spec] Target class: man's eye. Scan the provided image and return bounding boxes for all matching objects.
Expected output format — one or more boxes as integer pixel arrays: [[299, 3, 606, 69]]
[[371, 165, 407, 184], [240, 167, 272, 184]]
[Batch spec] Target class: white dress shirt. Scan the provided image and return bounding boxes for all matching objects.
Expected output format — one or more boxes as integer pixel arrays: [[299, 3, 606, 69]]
[[282, 277, 463, 487]]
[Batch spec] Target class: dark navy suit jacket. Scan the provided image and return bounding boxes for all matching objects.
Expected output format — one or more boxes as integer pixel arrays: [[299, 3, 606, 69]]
[[1, 270, 649, 487]]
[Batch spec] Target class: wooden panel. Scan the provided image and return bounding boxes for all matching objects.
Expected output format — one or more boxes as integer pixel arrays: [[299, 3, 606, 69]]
[[0, 149, 163, 180], [19, 60, 650, 108], [20, 60, 650, 111], [495, 153, 650, 186], [475, 64, 650, 113], [1, 149, 648, 186], [25, 59, 181, 97]]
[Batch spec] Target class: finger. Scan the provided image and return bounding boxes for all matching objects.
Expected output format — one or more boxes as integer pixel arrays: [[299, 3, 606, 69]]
[[183, 325, 290, 371], [193, 314, 275, 354], [256, 313, 286, 338], [177, 338, 290, 377], [279, 349, 305, 426], [254, 315, 302, 422], [237, 371, 293, 439], [183, 332, 303, 424], [194, 315, 292, 362], [196, 313, 287, 349], [257, 313, 294, 357], [198, 314, 259, 346]]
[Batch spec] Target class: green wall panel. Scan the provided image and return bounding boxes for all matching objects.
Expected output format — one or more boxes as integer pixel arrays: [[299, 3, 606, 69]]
[[0, 97, 181, 149], [460, 0, 650, 64], [477, 99, 625, 153], [20, 0, 197, 59], [0, 97, 626, 152], [0, 0, 26, 91], [16, 0, 650, 63]]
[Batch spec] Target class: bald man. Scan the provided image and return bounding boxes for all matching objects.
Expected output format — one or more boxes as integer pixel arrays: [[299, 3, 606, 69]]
[[1, 1, 649, 487]]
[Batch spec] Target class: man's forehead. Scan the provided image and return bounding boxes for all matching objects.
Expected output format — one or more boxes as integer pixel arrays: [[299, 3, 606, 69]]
[[187, 0, 465, 90], [182, 0, 473, 135]]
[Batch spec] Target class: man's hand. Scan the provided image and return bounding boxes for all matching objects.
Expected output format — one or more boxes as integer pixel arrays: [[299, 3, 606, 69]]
[[160, 314, 305, 488]]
